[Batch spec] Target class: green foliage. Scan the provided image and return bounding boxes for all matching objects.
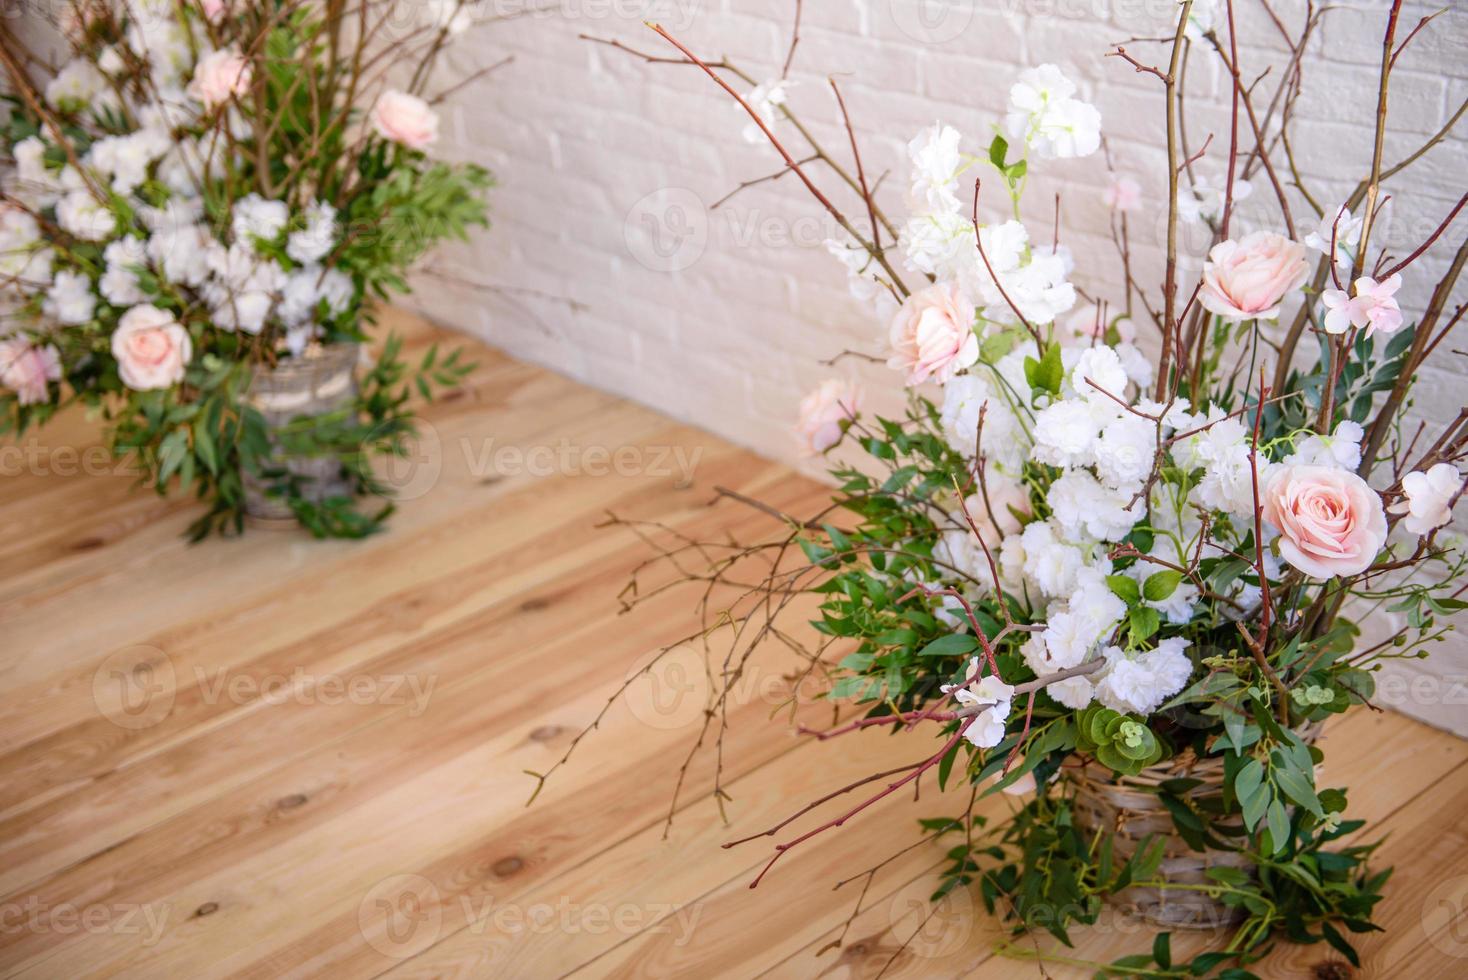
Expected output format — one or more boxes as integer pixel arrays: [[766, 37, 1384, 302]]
[[1075, 705, 1166, 775]]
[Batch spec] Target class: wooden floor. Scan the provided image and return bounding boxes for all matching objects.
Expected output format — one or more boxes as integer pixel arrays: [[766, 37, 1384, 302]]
[[2, 310, 1466, 979]]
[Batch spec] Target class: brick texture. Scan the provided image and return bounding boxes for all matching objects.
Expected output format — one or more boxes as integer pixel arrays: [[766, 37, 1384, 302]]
[[405, 0, 1468, 734]]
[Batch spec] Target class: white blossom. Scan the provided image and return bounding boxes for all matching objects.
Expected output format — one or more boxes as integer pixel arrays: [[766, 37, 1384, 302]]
[[231, 193, 290, 248], [901, 209, 974, 282], [0, 205, 53, 286], [1048, 469, 1145, 541], [1095, 412, 1156, 489], [56, 191, 115, 241], [317, 267, 354, 316], [45, 60, 113, 111], [43, 269, 97, 324], [1020, 520, 1086, 598], [1287, 420, 1363, 471], [1046, 674, 1095, 709], [1094, 638, 1194, 715], [100, 237, 150, 306], [907, 123, 964, 213], [824, 236, 890, 308], [8, 136, 61, 207], [740, 79, 787, 145], [1004, 65, 1101, 160], [1178, 172, 1252, 226], [286, 200, 338, 264], [1196, 441, 1269, 517], [1068, 345, 1130, 406], [942, 658, 1014, 748], [1389, 463, 1464, 535], [148, 223, 215, 287], [939, 372, 1027, 474], [1033, 398, 1101, 469], [1303, 204, 1364, 273], [87, 128, 171, 195]]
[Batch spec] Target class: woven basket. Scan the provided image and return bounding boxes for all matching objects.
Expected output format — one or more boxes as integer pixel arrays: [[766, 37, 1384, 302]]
[[1063, 721, 1323, 931]]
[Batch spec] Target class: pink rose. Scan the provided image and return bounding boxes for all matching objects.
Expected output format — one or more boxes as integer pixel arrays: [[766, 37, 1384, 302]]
[[371, 91, 439, 150], [1198, 231, 1309, 321], [188, 48, 251, 108], [1262, 464, 1386, 579], [887, 283, 978, 386], [0, 338, 62, 406], [112, 304, 192, 391], [795, 379, 861, 455]]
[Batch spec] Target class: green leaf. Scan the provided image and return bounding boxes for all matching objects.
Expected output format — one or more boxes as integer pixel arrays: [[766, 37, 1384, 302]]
[[1034, 340, 1063, 395], [1129, 607, 1160, 644], [918, 633, 979, 659], [1321, 921, 1361, 967], [1234, 759, 1265, 828], [1106, 574, 1141, 607], [1153, 932, 1172, 970], [1143, 570, 1184, 602], [1265, 797, 1290, 854], [988, 134, 1008, 169], [1273, 764, 1325, 818]]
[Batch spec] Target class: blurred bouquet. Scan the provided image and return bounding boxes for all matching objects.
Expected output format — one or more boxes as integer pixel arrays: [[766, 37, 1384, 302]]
[[570, 3, 1467, 974], [0, 0, 493, 537]]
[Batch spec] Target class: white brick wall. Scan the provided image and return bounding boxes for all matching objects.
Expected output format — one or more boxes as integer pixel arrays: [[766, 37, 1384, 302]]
[[407, 0, 1468, 734]]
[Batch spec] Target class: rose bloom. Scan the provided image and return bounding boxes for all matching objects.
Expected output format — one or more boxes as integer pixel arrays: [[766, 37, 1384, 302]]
[[886, 282, 978, 386], [1263, 464, 1387, 579], [112, 304, 192, 391], [1198, 231, 1309, 321], [188, 48, 251, 108], [794, 379, 861, 455], [0, 338, 62, 406], [371, 91, 439, 150]]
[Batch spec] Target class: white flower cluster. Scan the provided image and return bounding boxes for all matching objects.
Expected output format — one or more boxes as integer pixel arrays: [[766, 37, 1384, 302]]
[[1, 16, 355, 368], [942, 658, 1015, 748], [1003, 64, 1102, 160], [898, 122, 1080, 330]]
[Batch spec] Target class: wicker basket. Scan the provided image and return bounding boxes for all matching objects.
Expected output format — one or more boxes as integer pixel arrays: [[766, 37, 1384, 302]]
[[1063, 722, 1323, 931], [241, 343, 360, 522]]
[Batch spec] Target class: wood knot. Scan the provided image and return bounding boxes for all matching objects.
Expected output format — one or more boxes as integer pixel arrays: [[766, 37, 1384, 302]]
[[491, 856, 524, 878], [71, 536, 106, 552], [277, 793, 308, 810], [195, 902, 219, 918], [1313, 963, 1353, 980], [520, 597, 551, 612], [529, 725, 563, 742]]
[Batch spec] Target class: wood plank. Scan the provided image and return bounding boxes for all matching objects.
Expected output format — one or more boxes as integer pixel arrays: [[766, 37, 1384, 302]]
[[0, 448, 808, 903]]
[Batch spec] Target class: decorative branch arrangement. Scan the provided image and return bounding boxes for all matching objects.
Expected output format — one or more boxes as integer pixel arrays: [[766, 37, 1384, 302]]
[[540, 2, 1468, 975], [0, 0, 496, 536]]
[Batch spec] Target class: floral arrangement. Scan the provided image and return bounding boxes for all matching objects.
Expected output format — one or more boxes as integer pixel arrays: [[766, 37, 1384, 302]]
[[0, 0, 494, 537], [555, 4, 1468, 975]]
